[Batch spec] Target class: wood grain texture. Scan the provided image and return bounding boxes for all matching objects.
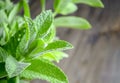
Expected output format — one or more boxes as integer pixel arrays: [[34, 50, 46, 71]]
[[30, 0, 120, 83]]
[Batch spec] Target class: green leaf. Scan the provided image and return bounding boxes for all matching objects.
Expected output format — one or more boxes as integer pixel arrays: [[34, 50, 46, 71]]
[[72, 0, 104, 8], [28, 40, 73, 59], [16, 26, 30, 58], [41, 52, 56, 62], [0, 10, 7, 24], [45, 40, 73, 51], [24, 16, 37, 44], [43, 24, 56, 43], [5, 56, 30, 78], [9, 20, 17, 36], [41, 51, 68, 62], [8, 3, 21, 23], [29, 39, 45, 51], [0, 47, 8, 62], [4, 0, 14, 14], [20, 59, 68, 83], [4, 28, 25, 58], [0, 62, 7, 79], [54, 0, 71, 14], [34, 10, 53, 38], [58, 2, 77, 15], [54, 16, 91, 29], [16, 17, 37, 59], [26, 38, 46, 58]]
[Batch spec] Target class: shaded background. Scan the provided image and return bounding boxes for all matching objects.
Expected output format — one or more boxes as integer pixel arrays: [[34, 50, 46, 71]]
[[29, 0, 120, 83]]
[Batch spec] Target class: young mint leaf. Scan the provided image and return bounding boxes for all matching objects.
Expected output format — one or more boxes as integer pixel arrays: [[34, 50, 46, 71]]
[[28, 40, 73, 59], [26, 38, 46, 58], [16, 16, 37, 59], [8, 3, 21, 23], [4, 0, 14, 14], [20, 59, 68, 83], [54, 16, 91, 29], [41, 52, 56, 62], [0, 47, 8, 62], [34, 10, 53, 38], [4, 28, 25, 58], [5, 56, 30, 78], [43, 24, 56, 43], [28, 38, 46, 56], [72, 0, 104, 8], [16, 27, 30, 59], [41, 51, 68, 62], [0, 62, 7, 79], [44, 40, 73, 51], [24, 16, 37, 44], [30, 39, 45, 51], [54, 0, 70, 14], [9, 19, 19, 37], [58, 2, 77, 15]]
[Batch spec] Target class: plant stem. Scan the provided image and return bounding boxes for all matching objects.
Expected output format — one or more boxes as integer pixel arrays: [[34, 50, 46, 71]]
[[22, 0, 31, 17], [53, 12, 58, 17], [15, 76, 19, 83], [7, 76, 19, 83], [40, 0, 46, 11]]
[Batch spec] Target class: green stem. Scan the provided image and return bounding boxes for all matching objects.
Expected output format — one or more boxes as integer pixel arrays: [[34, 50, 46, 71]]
[[40, 0, 46, 11], [53, 12, 58, 17], [7, 76, 19, 83], [22, 0, 31, 17]]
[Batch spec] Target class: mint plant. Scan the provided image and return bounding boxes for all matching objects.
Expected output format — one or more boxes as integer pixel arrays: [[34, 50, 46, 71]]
[[0, 0, 104, 83]]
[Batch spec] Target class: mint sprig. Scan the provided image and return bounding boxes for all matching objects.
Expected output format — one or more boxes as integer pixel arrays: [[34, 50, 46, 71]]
[[0, 0, 104, 83]]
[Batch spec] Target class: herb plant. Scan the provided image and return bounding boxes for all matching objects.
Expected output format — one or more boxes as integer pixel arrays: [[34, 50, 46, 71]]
[[0, 0, 104, 83]]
